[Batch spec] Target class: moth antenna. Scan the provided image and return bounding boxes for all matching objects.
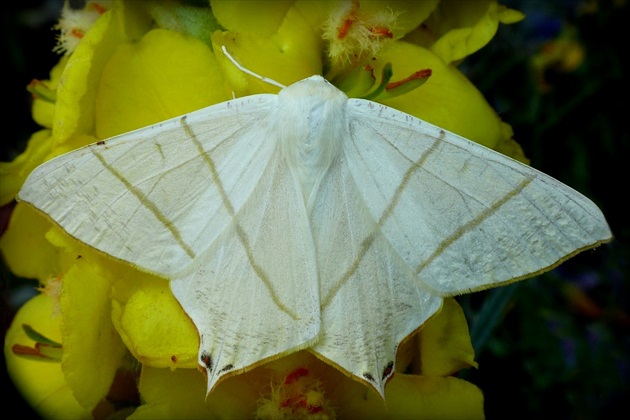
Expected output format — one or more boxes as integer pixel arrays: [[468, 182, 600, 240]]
[[221, 45, 286, 89]]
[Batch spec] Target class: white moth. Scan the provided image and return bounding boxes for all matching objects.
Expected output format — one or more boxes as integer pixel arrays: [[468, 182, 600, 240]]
[[18, 48, 612, 399]]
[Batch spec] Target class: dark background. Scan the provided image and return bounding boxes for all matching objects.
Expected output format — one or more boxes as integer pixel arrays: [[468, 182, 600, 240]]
[[458, 1, 628, 418], [2, 1, 628, 418], [2, 1, 62, 418]]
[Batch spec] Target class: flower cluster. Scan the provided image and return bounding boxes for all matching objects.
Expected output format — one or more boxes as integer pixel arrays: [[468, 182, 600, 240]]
[[2, 1, 524, 418]]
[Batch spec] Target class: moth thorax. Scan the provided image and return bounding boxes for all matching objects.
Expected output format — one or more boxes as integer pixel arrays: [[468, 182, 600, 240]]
[[276, 85, 347, 202]]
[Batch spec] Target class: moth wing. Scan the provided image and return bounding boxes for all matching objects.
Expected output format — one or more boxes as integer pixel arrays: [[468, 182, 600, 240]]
[[19, 95, 276, 276], [170, 147, 320, 394], [309, 152, 442, 398], [309, 98, 611, 398], [20, 94, 322, 394], [343, 99, 612, 296]]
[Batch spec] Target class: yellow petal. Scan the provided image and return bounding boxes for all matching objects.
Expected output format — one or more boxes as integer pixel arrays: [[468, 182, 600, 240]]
[[0, 202, 59, 281], [131, 365, 264, 419], [50, 133, 101, 160], [52, 3, 150, 148], [411, 298, 477, 377], [111, 273, 199, 369], [45, 224, 199, 370], [0, 130, 52, 206], [293, 0, 339, 34], [4, 293, 90, 419], [44, 223, 106, 275], [325, 366, 484, 418], [0, 132, 93, 210], [52, 8, 116, 146], [211, 0, 294, 36], [59, 256, 127, 410], [318, 350, 483, 419], [376, 41, 505, 149], [382, 375, 484, 419], [495, 121, 530, 163], [429, 0, 525, 64], [133, 351, 341, 418], [96, 28, 228, 139], [211, 5, 322, 96]]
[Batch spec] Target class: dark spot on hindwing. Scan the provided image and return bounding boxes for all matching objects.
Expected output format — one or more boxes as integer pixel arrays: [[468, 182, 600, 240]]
[[363, 372, 375, 382], [200, 352, 213, 372], [382, 361, 394, 381], [219, 364, 234, 374]]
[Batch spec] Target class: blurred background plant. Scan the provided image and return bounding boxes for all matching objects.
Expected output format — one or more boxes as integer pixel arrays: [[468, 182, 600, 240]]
[[456, 0, 629, 418], [1, 1, 628, 418]]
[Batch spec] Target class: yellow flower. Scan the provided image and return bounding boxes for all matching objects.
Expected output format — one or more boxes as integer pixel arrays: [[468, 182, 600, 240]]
[[2, 0, 525, 417]]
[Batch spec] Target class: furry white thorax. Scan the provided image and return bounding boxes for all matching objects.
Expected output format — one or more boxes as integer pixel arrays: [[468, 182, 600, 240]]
[[275, 76, 348, 208]]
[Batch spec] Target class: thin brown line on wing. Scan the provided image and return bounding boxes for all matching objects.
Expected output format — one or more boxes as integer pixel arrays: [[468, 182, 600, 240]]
[[321, 130, 446, 308], [414, 177, 533, 276], [92, 150, 197, 260], [180, 117, 299, 321]]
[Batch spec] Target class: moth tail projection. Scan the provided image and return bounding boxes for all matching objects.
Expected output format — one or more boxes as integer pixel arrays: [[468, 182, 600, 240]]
[[198, 348, 236, 397], [306, 150, 447, 401], [166, 142, 324, 397], [197, 334, 324, 397]]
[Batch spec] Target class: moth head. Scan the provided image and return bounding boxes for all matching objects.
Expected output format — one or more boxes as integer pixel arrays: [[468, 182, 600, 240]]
[[279, 75, 348, 104]]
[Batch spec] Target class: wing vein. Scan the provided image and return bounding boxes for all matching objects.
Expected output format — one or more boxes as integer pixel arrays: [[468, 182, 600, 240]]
[[321, 130, 446, 307], [180, 117, 300, 321], [415, 177, 533, 276], [91, 148, 197, 260]]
